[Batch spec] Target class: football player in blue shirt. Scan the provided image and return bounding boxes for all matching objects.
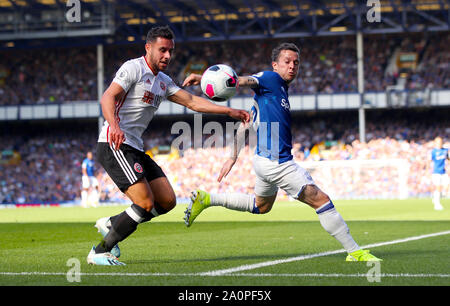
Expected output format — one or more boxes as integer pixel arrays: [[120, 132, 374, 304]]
[[431, 136, 449, 210], [182, 42, 381, 261], [81, 151, 100, 207]]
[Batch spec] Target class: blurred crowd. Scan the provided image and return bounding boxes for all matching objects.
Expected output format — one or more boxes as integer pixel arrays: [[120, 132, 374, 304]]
[[0, 125, 95, 204], [0, 32, 448, 106], [0, 110, 448, 204]]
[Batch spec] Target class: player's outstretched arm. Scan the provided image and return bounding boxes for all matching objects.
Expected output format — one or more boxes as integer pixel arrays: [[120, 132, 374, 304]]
[[182, 73, 258, 89], [100, 82, 126, 150], [237, 76, 259, 88], [218, 121, 250, 182], [168, 89, 249, 122]]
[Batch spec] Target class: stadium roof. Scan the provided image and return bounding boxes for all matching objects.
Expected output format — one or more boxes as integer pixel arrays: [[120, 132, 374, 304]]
[[1, 0, 448, 46]]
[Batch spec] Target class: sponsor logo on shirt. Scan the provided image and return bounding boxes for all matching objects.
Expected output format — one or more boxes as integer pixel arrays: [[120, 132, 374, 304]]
[[142, 90, 163, 107], [281, 98, 290, 110]]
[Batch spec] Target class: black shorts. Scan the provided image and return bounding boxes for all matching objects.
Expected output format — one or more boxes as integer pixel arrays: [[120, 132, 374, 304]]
[[96, 142, 166, 192]]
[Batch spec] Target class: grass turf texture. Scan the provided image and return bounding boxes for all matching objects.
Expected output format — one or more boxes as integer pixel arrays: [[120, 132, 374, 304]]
[[0, 198, 449, 286]]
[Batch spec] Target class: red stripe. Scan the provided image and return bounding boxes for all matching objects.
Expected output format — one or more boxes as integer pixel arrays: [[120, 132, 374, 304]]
[[108, 90, 129, 144], [114, 91, 129, 123]]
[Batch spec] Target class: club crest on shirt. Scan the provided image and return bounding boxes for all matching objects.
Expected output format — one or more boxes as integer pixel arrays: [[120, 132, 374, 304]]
[[160, 81, 166, 91], [134, 162, 143, 173]]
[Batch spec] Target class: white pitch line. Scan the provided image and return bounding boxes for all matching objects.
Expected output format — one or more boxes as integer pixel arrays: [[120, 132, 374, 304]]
[[230, 273, 450, 278], [1, 272, 449, 278], [199, 230, 450, 276], [1, 230, 449, 279]]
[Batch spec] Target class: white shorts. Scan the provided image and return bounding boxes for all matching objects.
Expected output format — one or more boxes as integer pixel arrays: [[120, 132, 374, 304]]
[[82, 175, 99, 189], [252, 154, 315, 198], [431, 173, 449, 186]]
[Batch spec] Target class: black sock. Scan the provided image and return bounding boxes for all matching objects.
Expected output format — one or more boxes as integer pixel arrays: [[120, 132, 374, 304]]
[[95, 204, 150, 254]]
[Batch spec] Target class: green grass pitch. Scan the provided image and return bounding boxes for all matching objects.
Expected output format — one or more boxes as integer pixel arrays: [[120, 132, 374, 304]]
[[0, 198, 449, 286]]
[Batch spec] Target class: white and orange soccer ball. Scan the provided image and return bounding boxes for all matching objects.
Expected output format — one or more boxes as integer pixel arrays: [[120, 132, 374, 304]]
[[200, 64, 239, 102]]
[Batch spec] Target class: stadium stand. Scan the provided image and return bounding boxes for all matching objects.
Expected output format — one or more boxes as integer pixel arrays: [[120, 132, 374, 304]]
[[0, 0, 448, 206], [1, 108, 448, 204], [1, 32, 448, 106]]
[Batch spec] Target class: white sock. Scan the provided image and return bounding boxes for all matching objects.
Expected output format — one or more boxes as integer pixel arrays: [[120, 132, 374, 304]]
[[316, 201, 360, 254], [210, 193, 259, 213], [81, 190, 88, 207], [433, 191, 440, 205], [90, 189, 99, 207]]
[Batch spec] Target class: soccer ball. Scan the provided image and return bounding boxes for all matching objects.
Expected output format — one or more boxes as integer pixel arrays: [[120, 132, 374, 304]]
[[200, 64, 239, 102]]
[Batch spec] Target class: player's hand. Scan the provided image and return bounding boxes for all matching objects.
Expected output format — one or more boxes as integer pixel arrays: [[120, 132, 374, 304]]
[[218, 158, 236, 182], [182, 73, 202, 87], [108, 125, 126, 151], [228, 109, 250, 123]]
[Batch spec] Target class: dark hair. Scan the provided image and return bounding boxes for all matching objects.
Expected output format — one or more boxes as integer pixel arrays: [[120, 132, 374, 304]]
[[146, 25, 175, 43], [271, 42, 300, 62]]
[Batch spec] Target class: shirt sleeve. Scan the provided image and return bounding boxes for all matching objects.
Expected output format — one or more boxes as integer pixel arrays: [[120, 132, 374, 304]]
[[165, 77, 181, 97], [249, 72, 263, 87], [250, 71, 278, 94], [112, 60, 140, 92]]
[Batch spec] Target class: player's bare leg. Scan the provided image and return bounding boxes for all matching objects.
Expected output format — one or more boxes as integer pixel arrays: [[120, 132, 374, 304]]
[[148, 177, 177, 217], [253, 194, 277, 214], [124, 178, 155, 212]]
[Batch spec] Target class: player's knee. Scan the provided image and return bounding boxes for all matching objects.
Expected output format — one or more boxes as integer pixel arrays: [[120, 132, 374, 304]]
[[300, 184, 331, 208], [135, 199, 154, 212], [164, 195, 177, 211], [258, 205, 272, 214], [255, 201, 274, 214], [152, 195, 176, 215]]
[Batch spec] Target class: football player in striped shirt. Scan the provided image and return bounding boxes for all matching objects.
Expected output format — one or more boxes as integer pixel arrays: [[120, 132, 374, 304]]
[[87, 25, 249, 266]]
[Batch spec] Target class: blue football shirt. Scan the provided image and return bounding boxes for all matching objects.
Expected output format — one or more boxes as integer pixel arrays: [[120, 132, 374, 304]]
[[250, 71, 293, 164], [82, 158, 95, 177], [431, 148, 448, 174]]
